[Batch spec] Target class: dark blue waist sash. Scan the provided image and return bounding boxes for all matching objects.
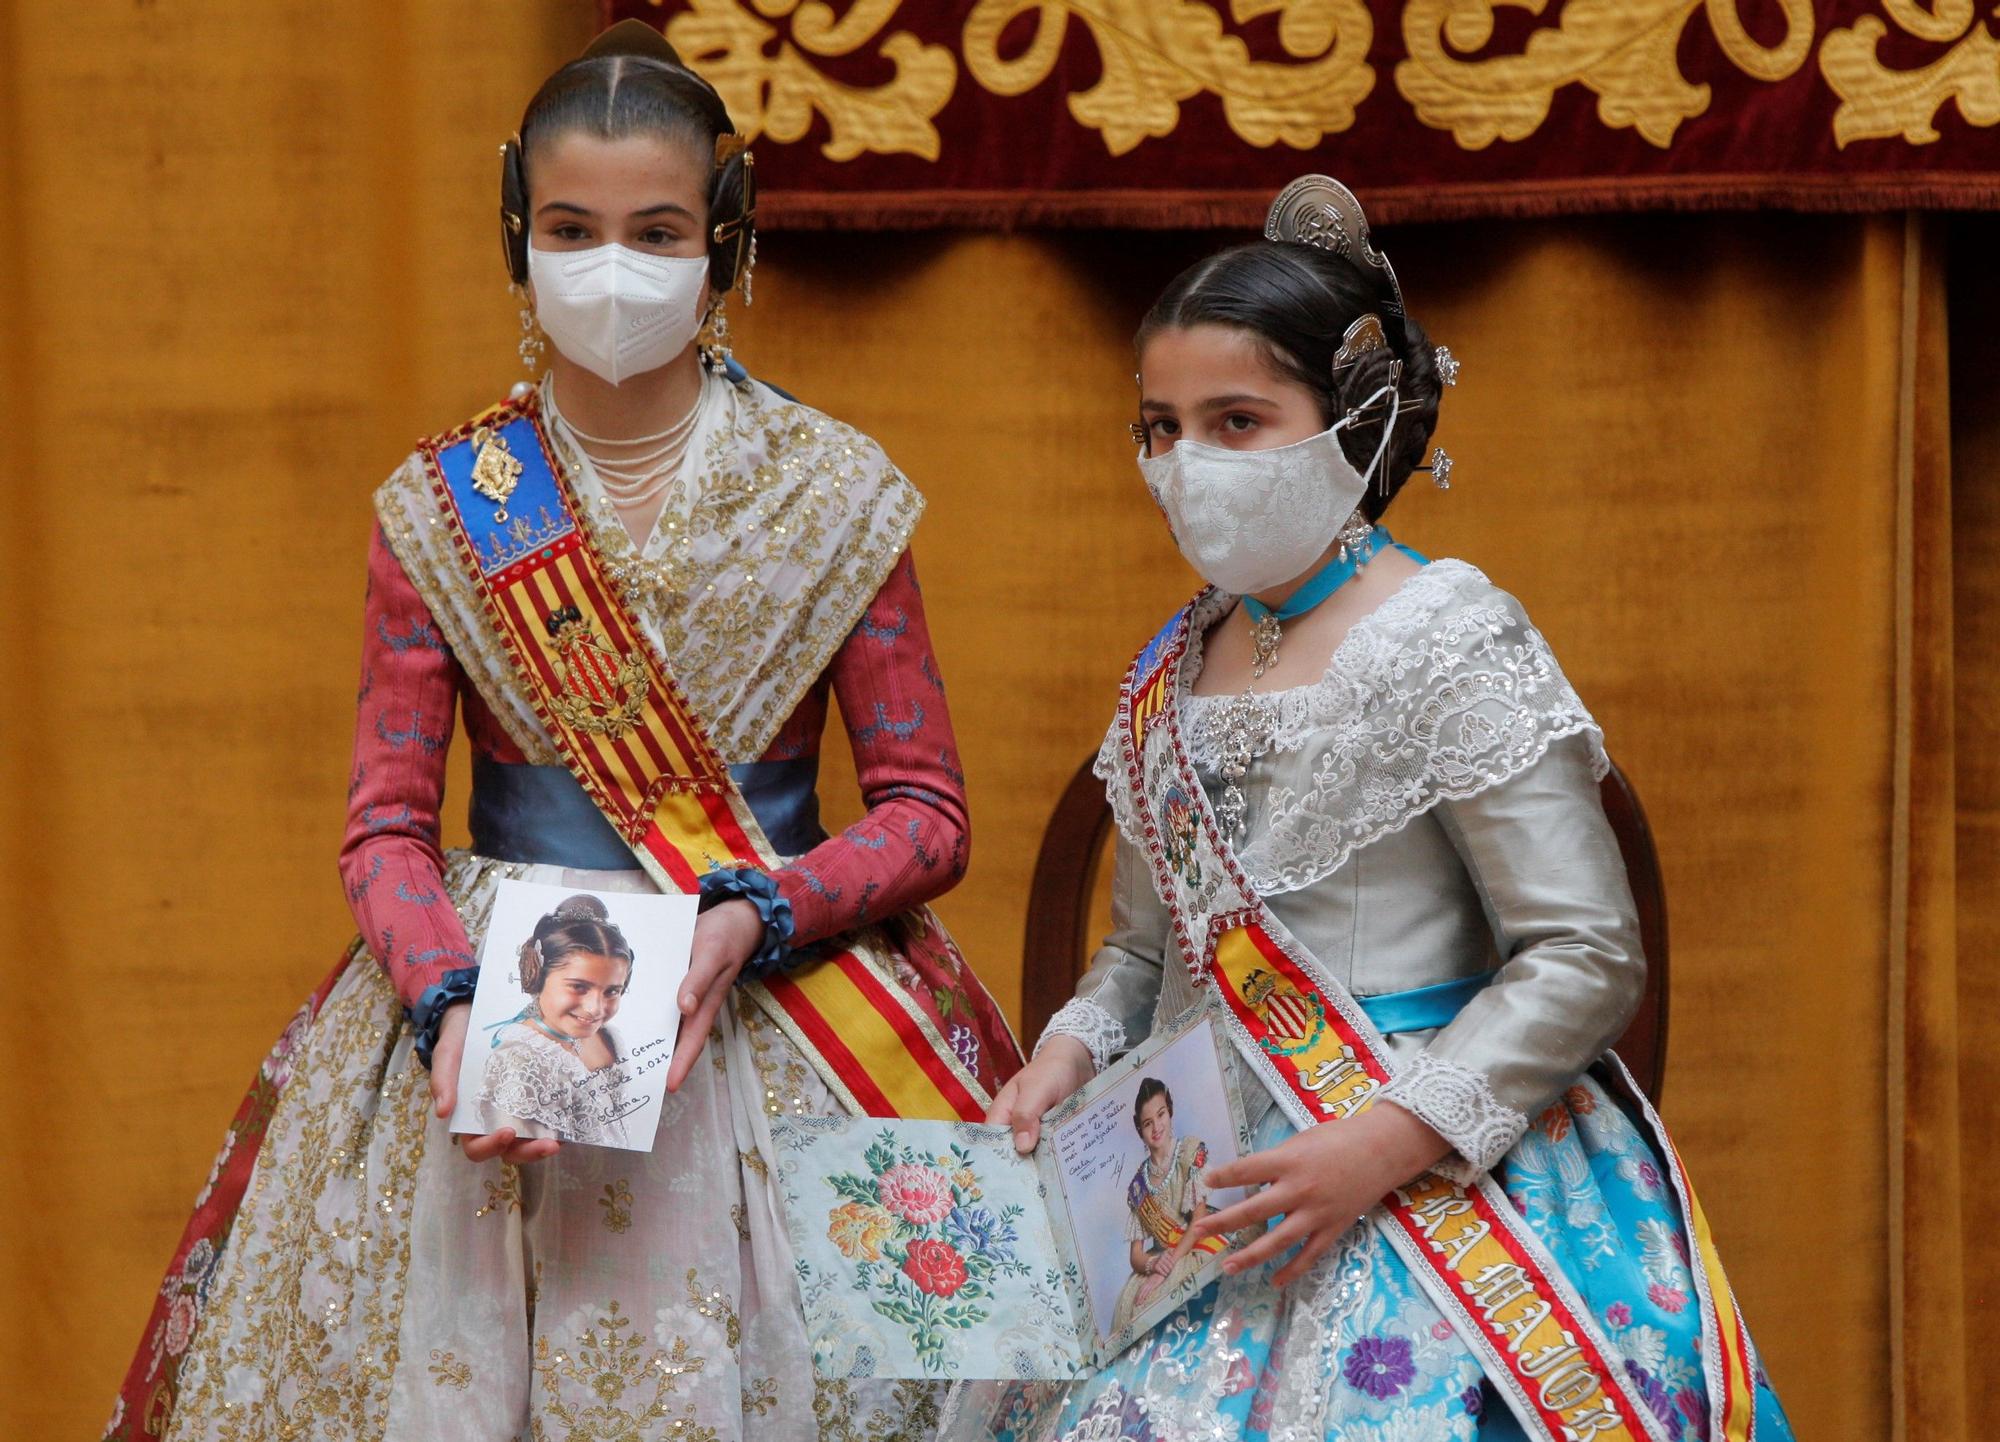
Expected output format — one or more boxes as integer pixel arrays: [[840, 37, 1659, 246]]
[[469, 756, 825, 869]]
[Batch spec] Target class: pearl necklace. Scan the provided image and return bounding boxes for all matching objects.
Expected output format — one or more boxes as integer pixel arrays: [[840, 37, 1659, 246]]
[[545, 372, 709, 507]]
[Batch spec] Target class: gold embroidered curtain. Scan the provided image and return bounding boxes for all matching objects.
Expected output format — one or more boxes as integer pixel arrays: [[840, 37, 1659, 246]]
[[0, 4, 1988, 1440], [605, 0, 2000, 226]]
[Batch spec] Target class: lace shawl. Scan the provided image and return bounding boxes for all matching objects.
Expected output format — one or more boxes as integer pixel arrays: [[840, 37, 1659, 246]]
[[1097, 560, 1609, 897], [376, 377, 924, 766], [477, 1025, 632, 1147]]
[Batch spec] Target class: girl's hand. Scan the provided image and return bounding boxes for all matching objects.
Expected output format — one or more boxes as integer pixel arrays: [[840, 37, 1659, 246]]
[[432, 1004, 561, 1164], [1150, 1252, 1174, 1278], [665, 898, 766, 1093], [429, 1001, 472, 1119], [987, 1035, 1095, 1153], [1191, 1102, 1449, 1288]]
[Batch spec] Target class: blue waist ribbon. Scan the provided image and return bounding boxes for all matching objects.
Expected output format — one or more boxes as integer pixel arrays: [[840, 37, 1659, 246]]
[[468, 756, 826, 870], [1356, 973, 1490, 1035]]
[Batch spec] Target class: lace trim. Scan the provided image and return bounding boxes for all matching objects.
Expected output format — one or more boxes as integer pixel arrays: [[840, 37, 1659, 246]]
[[1160, 560, 1609, 895], [1379, 1050, 1527, 1180], [1035, 998, 1125, 1075], [477, 1026, 631, 1146]]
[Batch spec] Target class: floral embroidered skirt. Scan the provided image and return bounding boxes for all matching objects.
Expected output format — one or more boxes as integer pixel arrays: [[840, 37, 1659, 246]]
[[939, 1077, 1795, 1442], [107, 856, 940, 1442]]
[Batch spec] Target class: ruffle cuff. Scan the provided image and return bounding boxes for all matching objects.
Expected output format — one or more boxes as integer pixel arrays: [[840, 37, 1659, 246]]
[[699, 868, 797, 980], [1035, 998, 1126, 1075], [409, 967, 480, 1071], [1379, 1050, 1530, 1182]]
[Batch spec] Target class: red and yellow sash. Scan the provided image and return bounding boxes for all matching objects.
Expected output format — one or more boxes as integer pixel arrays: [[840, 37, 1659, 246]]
[[418, 393, 997, 1122], [1112, 606, 1758, 1442], [1133, 1195, 1228, 1258]]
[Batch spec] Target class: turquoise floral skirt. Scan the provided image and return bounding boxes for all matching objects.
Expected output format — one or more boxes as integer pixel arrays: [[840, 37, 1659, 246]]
[[940, 1074, 1793, 1442]]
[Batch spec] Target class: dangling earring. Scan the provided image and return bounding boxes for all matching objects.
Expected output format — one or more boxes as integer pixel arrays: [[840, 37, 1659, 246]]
[[698, 299, 733, 372], [512, 283, 545, 378], [1336, 511, 1375, 565], [740, 235, 758, 308]]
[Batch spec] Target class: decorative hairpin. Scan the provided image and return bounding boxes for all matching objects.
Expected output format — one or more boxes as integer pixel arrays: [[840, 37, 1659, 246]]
[[1265, 175, 1405, 319], [1434, 345, 1460, 386], [1424, 448, 1454, 489], [1332, 313, 1388, 372]]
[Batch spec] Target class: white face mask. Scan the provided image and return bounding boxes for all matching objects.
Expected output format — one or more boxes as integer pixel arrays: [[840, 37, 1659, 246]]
[[527, 243, 710, 386], [1137, 384, 1399, 595]]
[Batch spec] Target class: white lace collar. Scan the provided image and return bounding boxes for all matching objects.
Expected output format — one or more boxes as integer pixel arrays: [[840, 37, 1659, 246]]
[[1099, 560, 1608, 897]]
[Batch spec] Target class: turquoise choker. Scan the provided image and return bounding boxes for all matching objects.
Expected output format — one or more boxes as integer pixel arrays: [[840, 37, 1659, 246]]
[[1243, 526, 1420, 677]]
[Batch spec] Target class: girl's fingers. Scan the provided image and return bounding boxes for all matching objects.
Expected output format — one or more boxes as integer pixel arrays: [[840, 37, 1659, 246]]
[[984, 1079, 1019, 1127], [1193, 1183, 1288, 1240], [1270, 1226, 1341, 1289], [460, 1128, 517, 1163], [1202, 1145, 1286, 1191], [1222, 1212, 1310, 1275], [666, 979, 731, 1092], [503, 1136, 560, 1165]]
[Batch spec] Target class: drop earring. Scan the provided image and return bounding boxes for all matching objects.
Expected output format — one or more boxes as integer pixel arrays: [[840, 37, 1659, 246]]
[[512, 283, 545, 379], [698, 299, 733, 372]]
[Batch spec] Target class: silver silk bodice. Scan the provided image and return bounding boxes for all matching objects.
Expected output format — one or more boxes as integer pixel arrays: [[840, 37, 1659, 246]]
[[1054, 561, 1645, 1176]]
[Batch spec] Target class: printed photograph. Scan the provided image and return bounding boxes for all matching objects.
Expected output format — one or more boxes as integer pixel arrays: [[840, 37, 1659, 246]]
[[450, 878, 696, 1152], [1047, 1016, 1249, 1348]]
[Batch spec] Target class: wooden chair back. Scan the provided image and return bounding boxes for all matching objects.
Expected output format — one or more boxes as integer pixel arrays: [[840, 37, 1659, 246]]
[[1020, 754, 1671, 1101]]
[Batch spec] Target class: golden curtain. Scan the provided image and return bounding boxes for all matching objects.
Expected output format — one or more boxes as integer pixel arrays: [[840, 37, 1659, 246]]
[[0, 5, 1986, 1440]]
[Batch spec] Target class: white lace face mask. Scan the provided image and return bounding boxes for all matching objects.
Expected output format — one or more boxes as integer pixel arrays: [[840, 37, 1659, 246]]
[[527, 243, 709, 386], [1138, 384, 1399, 595]]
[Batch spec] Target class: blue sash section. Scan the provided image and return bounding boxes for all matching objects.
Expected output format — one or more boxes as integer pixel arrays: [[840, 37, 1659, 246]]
[[469, 757, 632, 869], [1357, 972, 1490, 1035], [1133, 613, 1182, 681], [433, 414, 574, 578], [729, 756, 825, 858], [468, 756, 826, 869]]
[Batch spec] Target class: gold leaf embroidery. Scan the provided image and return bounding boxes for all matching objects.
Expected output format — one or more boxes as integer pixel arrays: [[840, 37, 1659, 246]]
[[686, 1268, 743, 1351], [475, 1164, 522, 1219], [1396, 0, 1813, 149], [427, 1349, 471, 1389], [963, 0, 1376, 155], [531, 1301, 714, 1441], [599, 1178, 635, 1234], [667, 0, 957, 160], [1821, 7, 2000, 146]]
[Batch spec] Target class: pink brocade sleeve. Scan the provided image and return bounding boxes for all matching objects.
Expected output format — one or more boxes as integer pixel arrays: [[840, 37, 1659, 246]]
[[338, 527, 479, 1009], [772, 552, 971, 946]]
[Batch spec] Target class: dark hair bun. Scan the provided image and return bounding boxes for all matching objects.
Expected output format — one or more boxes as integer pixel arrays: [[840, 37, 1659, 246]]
[[552, 894, 611, 926]]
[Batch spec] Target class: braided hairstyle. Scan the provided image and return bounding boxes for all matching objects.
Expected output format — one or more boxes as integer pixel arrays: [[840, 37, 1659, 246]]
[[1136, 241, 1443, 521], [518, 894, 635, 995]]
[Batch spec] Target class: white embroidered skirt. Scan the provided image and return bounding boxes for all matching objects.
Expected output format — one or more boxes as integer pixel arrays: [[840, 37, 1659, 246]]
[[149, 856, 941, 1442]]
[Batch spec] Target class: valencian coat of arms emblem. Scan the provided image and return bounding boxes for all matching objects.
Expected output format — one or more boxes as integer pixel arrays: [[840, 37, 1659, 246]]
[[543, 605, 648, 739], [1241, 967, 1326, 1058]]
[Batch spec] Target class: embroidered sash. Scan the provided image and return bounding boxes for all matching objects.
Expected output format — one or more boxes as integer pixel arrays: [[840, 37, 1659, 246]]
[[418, 393, 994, 1123], [1109, 604, 1759, 1442]]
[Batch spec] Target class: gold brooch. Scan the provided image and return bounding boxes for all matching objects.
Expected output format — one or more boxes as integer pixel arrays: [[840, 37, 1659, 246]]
[[469, 426, 524, 523]]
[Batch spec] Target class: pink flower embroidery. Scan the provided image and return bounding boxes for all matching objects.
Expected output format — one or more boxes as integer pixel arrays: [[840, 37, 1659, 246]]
[[1648, 1284, 1688, 1314], [1430, 1320, 1455, 1340], [877, 1162, 955, 1225], [1606, 1302, 1632, 1327], [163, 1294, 197, 1357]]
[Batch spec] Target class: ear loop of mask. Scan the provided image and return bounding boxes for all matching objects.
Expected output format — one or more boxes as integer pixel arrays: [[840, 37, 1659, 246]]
[[1334, 380, 1402, 495]]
